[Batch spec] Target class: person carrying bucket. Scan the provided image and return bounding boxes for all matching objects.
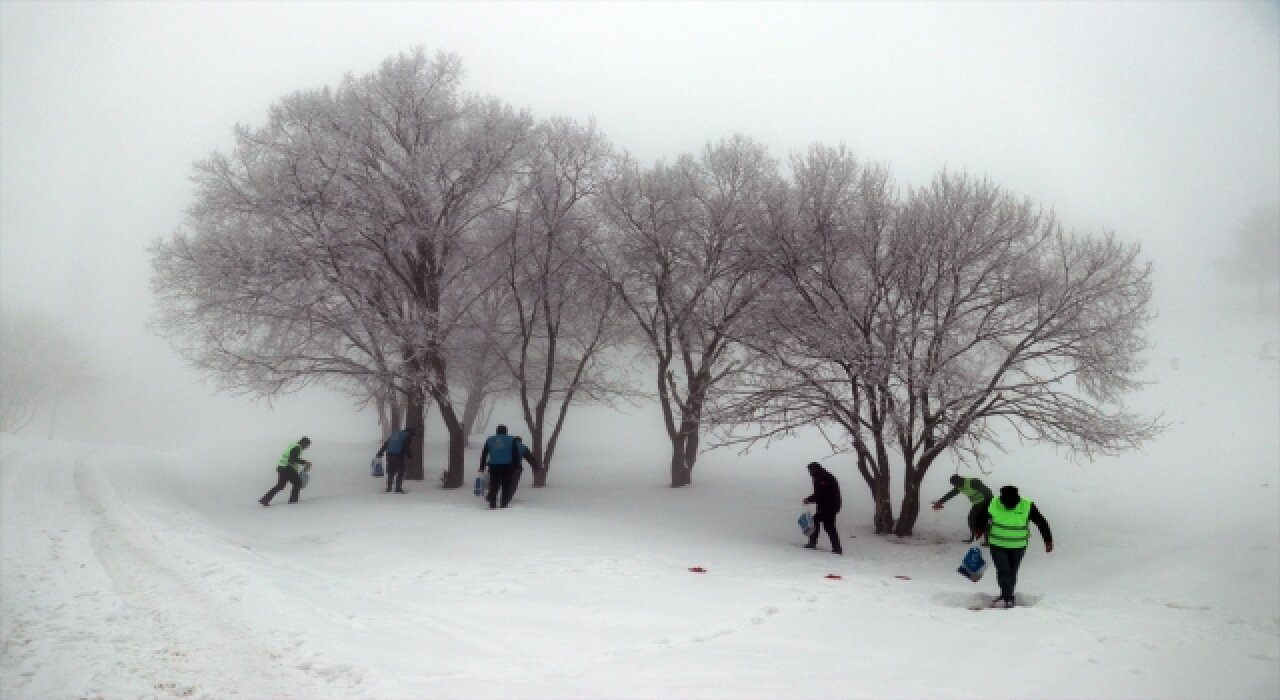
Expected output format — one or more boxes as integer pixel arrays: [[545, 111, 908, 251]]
[[376, 427, 415, 494]]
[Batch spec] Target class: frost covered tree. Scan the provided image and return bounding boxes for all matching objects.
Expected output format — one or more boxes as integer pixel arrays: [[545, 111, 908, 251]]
[[601, 136, 783, 486], [484, 117, 631, 486], [448, 293, 514, 447], [720, 148, 1161, 535], [0, 310, 96, 436], [151, 49, 532, 487]]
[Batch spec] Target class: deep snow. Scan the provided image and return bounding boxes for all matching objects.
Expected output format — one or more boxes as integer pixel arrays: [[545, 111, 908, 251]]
[[2, 309, 1278, 699]]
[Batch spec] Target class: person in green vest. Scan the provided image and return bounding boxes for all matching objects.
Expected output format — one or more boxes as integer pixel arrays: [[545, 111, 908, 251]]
[[932, 474, 994, 542], [259, 436, 312, 506], [975, 485, 1054, 608]]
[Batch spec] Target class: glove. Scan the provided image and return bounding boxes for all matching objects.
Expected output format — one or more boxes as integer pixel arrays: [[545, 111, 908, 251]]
[[931, 502, 943, 510]]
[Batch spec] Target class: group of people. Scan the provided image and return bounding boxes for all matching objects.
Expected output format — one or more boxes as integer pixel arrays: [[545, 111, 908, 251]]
[[259, 423, 541, 510], [932, 474, 1054, 608], [262, 436, 1050, 609], [803, 464, 1054, 609]]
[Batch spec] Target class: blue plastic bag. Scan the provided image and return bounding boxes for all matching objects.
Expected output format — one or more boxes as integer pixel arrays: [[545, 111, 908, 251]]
[[798, 508, 814, 536], [473, 474, 487, 497], [957, 544, 986, 581], [371, 458, 383, 477]]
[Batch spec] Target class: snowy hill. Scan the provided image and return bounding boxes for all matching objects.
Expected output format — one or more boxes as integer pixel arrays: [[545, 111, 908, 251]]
[[3, 307, 1278, 699]]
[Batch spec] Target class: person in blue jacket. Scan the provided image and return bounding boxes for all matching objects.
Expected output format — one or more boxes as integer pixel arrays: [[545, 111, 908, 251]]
[[479, 424, 537, 509], [375, 427, 415, 494]]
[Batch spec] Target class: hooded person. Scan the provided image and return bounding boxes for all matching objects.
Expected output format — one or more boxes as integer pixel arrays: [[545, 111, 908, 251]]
[[802, 462, 843, 554], [976, 485, 1054, 608], [376, 427, 416, 494], [479, 424, 537, 509], [933, 474, 994, 542], [260, 436, 312, 506]]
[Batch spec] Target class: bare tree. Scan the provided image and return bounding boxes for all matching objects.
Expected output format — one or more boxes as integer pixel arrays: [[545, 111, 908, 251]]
[[490, 117, 631, 486], [1216, 204, 1279, 312], [447, 292, 514, 447], [601, 135, 782, 486], [151, 49, 532, 486], [0, 310, 96, 435], [721, 150, 1162, 535]]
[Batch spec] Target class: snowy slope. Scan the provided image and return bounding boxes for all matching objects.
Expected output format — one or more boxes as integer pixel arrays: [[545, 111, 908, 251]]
[[2, 313, 1278, 699]]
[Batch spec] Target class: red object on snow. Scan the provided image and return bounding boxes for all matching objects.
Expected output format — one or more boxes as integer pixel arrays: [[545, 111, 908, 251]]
[[824, 574, 842, 580], [894, 575, 912, 580], [688, 566, 707, 573]]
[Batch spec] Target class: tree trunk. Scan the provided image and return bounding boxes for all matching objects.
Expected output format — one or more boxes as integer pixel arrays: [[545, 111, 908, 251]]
[[668, 381, 705, 488], [405, 399, 426, 480], [870, 474, 894, 534], [460, 391, 485, 448], [476, 399, 495, 436], [529, 427, 549, 488], [894, 467, 924, 537], [436, 398, 467, 488], [857, 451, 895, 534], [873, 436, 898, 534], [669, 442, 692, 487], [376, 396, 390, 437]]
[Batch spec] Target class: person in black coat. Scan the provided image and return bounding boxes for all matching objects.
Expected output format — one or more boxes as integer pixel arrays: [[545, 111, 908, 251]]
[[802, 461, 842, 554]]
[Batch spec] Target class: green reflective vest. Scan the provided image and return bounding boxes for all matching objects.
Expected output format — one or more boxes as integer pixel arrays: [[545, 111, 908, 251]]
[[959, 478, 986, 504], [988, 498, 1033, 549], [278, 441, 302, 471]]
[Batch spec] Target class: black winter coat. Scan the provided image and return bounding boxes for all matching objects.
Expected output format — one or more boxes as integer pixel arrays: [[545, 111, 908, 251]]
[[805, 466, 842, 514]]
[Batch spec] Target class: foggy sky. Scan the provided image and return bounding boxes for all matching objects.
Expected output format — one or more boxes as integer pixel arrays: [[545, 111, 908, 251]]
[[1, 1, 1277, 447]]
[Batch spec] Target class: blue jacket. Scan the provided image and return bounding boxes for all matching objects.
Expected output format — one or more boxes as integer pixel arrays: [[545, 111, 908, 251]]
[[377, 430, 414, 458], [481, 434, 535, 468]]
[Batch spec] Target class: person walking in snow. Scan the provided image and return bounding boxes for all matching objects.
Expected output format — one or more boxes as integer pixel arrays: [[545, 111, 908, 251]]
[[802, 461, 842, 554], [260, 436, 312, 506], [932, 474, 994, 542], [375, 427, 415, 494], [479, 424, 537, 509], [974, 485, 1054, 608], [508, 434, 541, 499]]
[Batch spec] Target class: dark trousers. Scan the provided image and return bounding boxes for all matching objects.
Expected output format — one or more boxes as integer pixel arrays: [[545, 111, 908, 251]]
[[262, 468, 301, 504], [989, 545, 1027, 601], [808, 511, 842, 552], [967, 501, 988, 539], [486, 464, 515, 507], [385, 454, 405, 492]]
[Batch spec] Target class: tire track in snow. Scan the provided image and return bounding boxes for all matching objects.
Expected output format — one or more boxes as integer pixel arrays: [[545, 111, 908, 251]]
[[4, 443, 363, 699], [75, 450, 385, 698]]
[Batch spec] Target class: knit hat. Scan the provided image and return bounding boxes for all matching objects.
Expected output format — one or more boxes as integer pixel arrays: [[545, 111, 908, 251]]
[[999, 485, 1020, 507]]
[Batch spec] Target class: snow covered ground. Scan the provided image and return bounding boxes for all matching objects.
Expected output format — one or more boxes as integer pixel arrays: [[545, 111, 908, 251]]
[[2, 310, 1277, 699]]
